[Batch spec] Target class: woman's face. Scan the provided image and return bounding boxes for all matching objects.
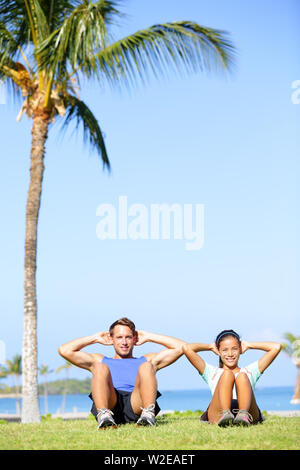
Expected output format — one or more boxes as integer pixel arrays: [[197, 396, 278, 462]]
[[218, 336, 241, 368]]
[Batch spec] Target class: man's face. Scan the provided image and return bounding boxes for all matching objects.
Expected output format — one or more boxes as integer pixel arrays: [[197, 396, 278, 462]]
[[110, 325, 137, 358]]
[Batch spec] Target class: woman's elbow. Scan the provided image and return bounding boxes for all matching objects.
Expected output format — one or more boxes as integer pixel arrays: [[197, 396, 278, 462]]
[[271, 343, 282, 358]]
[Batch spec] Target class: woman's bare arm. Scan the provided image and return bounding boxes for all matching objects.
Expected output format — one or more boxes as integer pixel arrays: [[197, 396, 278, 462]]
[[241, 341, 282, 373], [182, 343, 217, 375]]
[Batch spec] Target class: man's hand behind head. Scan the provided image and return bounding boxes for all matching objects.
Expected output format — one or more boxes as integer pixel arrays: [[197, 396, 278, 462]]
[[135, 330, 149, 346], [95, 331, 114, 345]]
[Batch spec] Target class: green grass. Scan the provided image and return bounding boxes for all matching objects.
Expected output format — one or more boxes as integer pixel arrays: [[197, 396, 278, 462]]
[[0, 412, 299, 450]]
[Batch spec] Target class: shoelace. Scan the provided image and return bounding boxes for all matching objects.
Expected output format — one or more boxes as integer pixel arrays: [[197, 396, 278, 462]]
[[140, 404, 155, 418], [233, 409, 253, 423], [219, 409, 233, 417], [96, 408, 114, 420]]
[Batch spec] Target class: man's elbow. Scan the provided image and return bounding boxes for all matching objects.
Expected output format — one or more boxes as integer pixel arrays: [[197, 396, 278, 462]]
[[58, 344, 68, 359], [181, 343, 190, 354]]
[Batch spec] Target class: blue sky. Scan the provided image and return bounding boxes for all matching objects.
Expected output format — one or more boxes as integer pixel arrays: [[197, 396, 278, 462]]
[[0, 0, 299, 392]]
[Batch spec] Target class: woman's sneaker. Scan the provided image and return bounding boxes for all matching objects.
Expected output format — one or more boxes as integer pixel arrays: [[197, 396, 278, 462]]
[[218, 409, 234, 427], [136, 404, 156, 426], [233, 409, 253, 426], [97, 408, 117, 429]]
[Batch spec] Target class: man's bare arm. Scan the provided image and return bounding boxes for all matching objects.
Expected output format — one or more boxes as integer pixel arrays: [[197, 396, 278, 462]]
[[149, 347, 184, 371], [58, 332, 112, 371], [136, 330, 185, 349], [137, 331, 185, 371]]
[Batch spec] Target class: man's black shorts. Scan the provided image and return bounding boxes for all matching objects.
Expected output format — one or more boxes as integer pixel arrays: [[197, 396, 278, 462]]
[[89, 390, 161, 425]]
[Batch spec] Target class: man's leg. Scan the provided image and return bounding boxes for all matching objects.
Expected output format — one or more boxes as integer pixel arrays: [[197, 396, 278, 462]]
[[130, 361, 157, 425], [91, 362, 118, 428]]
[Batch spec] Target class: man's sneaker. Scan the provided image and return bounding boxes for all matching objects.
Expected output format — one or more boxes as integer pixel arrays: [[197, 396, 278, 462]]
[[233, 409, 253, 426], [136, 404, 156, 426], [97, 408, 117, 429], [217, 409, 234, 427]]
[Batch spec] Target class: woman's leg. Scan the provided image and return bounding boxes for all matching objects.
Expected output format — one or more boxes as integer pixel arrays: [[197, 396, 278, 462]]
[[235, 372, 261, 423], [207, 370, 235, 423]]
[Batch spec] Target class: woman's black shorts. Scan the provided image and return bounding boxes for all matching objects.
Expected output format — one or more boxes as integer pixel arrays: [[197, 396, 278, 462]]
[[200, 398, 264, 424]]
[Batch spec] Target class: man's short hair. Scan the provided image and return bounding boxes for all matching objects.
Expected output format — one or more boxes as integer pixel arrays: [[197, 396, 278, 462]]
[[109, 317, 136, 336]]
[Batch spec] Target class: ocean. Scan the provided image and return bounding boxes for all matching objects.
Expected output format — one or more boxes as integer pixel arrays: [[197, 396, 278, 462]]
[[1, 386, 299, 415]]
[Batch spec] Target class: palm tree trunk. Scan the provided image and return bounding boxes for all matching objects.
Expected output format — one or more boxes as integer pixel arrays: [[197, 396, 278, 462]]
[[15, 374, 21, 416], [22, 108, 50, 423], [44, 376, 49, 415]]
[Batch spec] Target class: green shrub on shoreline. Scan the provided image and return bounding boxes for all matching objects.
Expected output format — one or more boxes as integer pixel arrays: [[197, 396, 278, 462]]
[[0, 377, 91, 396]]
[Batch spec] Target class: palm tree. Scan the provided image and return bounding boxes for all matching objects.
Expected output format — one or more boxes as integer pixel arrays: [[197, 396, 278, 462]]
[[4, 354, 22, 415], [0, 1, 235, 423], [0, 366, 8, 392], [56, 360, 73, 414], [282, 333, 300, 404], [38, 364, 53, 414]]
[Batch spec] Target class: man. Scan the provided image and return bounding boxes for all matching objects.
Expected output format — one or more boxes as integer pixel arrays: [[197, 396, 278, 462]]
[[58, 317, 184, 428]]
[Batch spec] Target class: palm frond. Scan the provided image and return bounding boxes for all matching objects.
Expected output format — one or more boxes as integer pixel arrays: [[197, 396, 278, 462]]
[[56, 360, 73, 374], [5, 354, 22, 375], [281, 342, 293, 357], [282, 333, 300, 358], [0, 60, 29, 103], [38, 16, 235, 88], [62, 93, 110, 169], [93, 21, 235, 88], [36, 1, 124, 75], [92, 21, 234, 85], [0, 0, 25, 24], [0, 22, 20, 61], [0, 0, 77, 46], [31, 0, 50, 43], [0, 22, 33, 76], [283, 332, 298, 345]]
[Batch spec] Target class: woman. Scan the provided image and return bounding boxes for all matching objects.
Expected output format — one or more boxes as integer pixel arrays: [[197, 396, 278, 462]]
[[182, 330, 281, 426]]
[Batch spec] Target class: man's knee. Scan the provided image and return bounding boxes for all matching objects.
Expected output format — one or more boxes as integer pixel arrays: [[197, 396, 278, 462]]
[[138, 361, 155, 375], [92, 362, 110, 377]]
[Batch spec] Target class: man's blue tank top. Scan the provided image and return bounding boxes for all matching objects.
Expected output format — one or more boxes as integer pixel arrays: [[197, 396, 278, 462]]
[[102, 356, 147, 392]]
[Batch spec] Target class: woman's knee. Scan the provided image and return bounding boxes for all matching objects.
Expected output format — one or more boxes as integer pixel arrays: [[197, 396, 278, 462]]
[[220, 369, 235, 382], [235, 371, 250, 385]]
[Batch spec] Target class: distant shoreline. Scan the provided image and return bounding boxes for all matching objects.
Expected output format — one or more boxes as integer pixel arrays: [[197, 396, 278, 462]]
[[0, 385, 298, 401], [0, 394, 22, 399]]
